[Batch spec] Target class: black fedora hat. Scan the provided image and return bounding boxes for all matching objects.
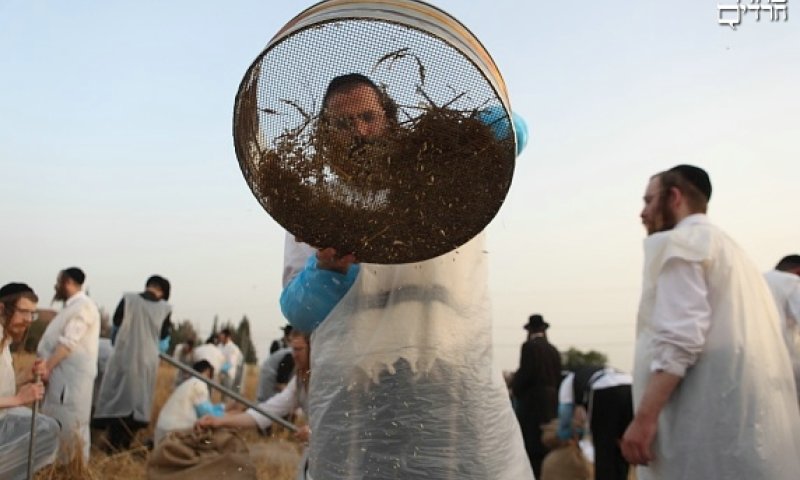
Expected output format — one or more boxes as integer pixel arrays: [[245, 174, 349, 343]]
[[523, 314, 549, 331]]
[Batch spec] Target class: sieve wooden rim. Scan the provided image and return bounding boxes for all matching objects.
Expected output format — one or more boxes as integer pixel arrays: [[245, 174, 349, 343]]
[[268, 0, 510, 115]]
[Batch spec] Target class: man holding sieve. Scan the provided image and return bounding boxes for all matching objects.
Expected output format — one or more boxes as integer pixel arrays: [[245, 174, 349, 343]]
[[280, 73, 533, 480]]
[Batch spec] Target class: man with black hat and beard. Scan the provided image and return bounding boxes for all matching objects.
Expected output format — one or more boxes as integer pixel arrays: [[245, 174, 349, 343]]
[[511, 313, 562, 478], [622, 165, 800, 479], [37, 267, 101, 462]]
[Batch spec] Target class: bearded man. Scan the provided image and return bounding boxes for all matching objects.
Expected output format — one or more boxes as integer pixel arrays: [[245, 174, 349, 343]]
[[37, 267, 101, 462], [621, 165, 800, 479]]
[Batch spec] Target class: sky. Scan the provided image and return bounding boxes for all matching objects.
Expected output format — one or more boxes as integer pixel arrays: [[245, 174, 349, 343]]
[[1, 1, 797, 373]]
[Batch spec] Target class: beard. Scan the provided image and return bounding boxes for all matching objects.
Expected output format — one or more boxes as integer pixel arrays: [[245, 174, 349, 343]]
[[3, 320, 28, 343], [52, 285, 68, 303], [646, 189, 678, 235]]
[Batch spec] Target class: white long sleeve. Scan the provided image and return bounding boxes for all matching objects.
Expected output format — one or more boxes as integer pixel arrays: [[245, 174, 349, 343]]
[[650, 257, 712, 376]]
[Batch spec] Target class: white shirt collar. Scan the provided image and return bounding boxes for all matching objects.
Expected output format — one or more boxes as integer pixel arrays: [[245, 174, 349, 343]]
[[676, 213, 709, 228]]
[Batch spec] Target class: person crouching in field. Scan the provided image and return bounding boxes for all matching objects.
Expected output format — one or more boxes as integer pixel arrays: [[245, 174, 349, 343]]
[[154, 360, 224, 445], [195, 331, 311, 443], [0, 282, 60, 479]]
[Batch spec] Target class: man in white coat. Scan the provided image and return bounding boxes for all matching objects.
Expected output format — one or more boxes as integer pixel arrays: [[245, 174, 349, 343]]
[[763, 254, 800, 403], [38, 267, 101, 462], [621, 165, 800, 479], [217, 328, 242, 393]]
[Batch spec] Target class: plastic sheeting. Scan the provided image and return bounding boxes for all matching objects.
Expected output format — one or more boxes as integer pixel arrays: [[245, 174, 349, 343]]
[[0, 407, 60, 480], [298, 233, 533, 479]]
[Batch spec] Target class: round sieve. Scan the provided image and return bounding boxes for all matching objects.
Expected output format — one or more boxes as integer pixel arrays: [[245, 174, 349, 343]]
[[234, 0, 518, 263]]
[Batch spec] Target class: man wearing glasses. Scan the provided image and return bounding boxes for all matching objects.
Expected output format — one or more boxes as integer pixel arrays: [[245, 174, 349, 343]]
[[0, 282, 60, 479]]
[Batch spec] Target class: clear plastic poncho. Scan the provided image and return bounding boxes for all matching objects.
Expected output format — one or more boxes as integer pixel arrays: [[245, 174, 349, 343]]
[[634, 220, 800, 480], [294, 233, 533, 480]]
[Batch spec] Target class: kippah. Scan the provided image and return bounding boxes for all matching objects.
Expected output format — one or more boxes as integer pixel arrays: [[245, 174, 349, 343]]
[[0, 282, 35, 299], [62, 267, 86, 285], [669, 164, 712, 201]]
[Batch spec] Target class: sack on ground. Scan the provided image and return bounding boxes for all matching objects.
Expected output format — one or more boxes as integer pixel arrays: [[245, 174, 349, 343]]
[[147, 428, 257, 480]]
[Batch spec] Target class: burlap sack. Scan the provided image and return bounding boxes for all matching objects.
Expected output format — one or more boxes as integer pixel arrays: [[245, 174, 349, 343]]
[[540, 420, 592, 480], [540, 443, 593, 480], [147, 428, 257, 480]]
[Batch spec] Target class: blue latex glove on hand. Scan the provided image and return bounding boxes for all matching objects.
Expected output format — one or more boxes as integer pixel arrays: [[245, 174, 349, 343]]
[[195, 401, 226, 418], [221, 362, 232, 374], [477, 105, 529, 156], [159, 336, 170, 354]]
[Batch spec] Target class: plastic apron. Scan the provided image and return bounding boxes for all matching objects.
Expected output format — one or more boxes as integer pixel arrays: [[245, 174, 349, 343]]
[[305, 232, 533, 480], [94, 293, 170, 423], [763, 269, 800, 401], [634, 219, 800, 480]]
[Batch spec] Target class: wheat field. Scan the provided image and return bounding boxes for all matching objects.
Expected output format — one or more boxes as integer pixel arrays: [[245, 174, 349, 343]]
[[13, 353, 302, 480]]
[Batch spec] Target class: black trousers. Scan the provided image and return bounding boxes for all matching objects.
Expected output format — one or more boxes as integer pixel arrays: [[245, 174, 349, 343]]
[[590, 385, 634, 480], [93, 415, 148, 451]]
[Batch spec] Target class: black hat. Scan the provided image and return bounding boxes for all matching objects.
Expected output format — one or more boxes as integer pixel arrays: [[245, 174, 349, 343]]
[[669, 164, 712, 201], [61, 267, 86, 285], [524, 314, 550, 331], [0, 282, 35, 300]]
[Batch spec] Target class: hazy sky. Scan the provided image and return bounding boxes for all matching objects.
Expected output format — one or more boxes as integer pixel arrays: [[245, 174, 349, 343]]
[[1, 1, 797, 372]]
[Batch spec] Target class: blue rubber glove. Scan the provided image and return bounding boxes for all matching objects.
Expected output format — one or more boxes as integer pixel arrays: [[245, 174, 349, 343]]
[[280, 255, 360, 333], [557, 403, 575, 441], [195, 401, 225, 418], [477, 105, 529, 156], [221, 362, 231, 374], [159, 336, 170, 354]]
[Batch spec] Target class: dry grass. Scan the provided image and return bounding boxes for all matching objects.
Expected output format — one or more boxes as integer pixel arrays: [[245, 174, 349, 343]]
[[13, 353, 303, 479]]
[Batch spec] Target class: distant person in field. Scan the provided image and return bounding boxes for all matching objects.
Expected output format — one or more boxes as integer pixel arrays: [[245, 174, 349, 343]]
[[193, 338, 225, 383], [256, 344, 294, 403], [217, 328, 243, 393], [37, 267, 101, 462], [94, 275, 172, 451], [622, 165, 800, 479], [154, 360, 224, 445], [92, 333, 114, 415], [269, 324, 293, 354], [763, 254, 800, 403], [557, 365, 633, 480], [511, 314, 563, 478], [172, 338, 197, 386], [0, 282, 60, 479]]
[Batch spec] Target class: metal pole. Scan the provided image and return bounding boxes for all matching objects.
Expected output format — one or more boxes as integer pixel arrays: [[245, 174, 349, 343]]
[[158, 352, 298, 432], [26, 373, 40, 480]]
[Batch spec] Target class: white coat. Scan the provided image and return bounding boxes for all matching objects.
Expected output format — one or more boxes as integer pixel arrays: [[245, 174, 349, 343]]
[[37, 291, 100, 461], [154, 377, 210, 445]]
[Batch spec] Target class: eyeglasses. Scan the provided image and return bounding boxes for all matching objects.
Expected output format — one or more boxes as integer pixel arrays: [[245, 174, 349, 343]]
[[13, 308, 39, 322], [328, 110, 382, 130]]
